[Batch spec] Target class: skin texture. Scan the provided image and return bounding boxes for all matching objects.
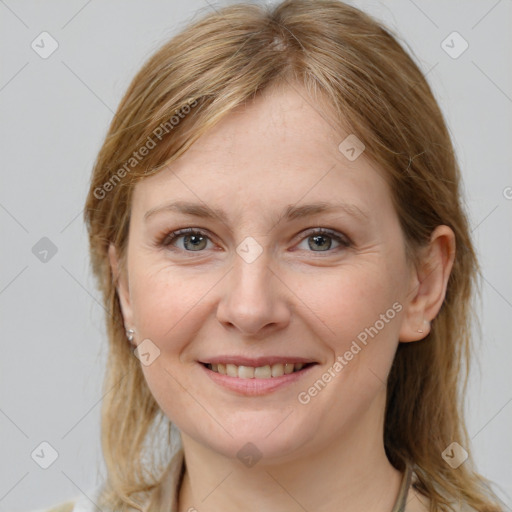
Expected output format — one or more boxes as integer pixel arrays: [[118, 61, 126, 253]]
[[110, 84, 455, 512]]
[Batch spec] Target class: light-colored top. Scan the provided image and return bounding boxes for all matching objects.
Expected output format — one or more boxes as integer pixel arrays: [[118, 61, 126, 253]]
[[36, 449, 476, 512]]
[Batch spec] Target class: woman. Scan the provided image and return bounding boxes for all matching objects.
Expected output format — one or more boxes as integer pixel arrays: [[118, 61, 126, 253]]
[[42, 0, 504, 510]]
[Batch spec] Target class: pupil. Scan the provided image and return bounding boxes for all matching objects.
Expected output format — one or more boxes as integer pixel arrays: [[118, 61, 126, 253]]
[[185, 234, 205, 250], [309, 234, 331, 251]]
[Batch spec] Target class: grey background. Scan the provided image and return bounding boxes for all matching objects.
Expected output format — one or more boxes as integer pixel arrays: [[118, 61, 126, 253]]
[[0, 0, 511, 510]]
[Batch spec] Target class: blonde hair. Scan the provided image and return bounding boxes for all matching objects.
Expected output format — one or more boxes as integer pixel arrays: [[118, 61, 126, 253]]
[[84, 1, 504, 510]]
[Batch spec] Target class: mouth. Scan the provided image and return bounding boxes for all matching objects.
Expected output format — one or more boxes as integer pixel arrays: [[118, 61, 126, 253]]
[[200, 361, 317, 379], [199, 359, 318, 396]]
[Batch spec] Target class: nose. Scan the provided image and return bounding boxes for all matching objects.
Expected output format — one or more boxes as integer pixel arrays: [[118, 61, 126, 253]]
[[216, 250, 291, 337]]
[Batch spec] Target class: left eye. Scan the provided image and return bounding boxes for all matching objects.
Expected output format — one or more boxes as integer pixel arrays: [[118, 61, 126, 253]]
[[161, 228, 349, 253], [296, 229, 350, 252]]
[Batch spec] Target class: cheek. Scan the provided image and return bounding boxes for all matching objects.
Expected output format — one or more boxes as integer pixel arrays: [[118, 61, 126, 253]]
[[306, 260, 405, 378], [314, 264, 402, 332], [129, 263, 219, 343]]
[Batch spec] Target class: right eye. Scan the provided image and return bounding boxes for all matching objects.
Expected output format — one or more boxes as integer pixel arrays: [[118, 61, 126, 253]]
[[160, 228, 214, 252]]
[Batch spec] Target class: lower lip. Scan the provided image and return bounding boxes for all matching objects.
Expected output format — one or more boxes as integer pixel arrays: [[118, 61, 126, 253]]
[[199, 363, 317, 396]]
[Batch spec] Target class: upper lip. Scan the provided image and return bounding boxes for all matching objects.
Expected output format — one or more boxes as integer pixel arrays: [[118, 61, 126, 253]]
[[199, 356, 317, 367]]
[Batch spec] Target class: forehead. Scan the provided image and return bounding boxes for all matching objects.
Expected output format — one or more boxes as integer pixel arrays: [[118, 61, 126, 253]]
[[132, 86, 391, 220]]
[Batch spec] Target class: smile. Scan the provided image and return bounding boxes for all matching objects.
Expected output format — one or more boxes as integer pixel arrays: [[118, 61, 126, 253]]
[[203, 362, 315, 379], [199, 361, 318, 396]]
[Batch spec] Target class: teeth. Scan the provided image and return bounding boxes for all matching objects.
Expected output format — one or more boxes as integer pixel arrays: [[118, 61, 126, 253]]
[[207, 362, 307, 379], [284, 363, 295, 374]]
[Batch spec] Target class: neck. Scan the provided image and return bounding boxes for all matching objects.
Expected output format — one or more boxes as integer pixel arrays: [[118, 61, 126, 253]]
[[177, 390, 403, 512]]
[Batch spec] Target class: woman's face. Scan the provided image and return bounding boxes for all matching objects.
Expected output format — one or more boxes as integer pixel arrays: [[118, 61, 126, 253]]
[[114, 85, 421, 463]]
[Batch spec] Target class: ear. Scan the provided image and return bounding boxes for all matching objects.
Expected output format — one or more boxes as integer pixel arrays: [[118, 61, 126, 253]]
[[399, 225, 456, 342], [108, 243, 134, 335]]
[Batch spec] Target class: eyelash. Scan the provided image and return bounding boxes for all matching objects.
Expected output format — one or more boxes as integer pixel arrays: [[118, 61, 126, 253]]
[[157, 227, 351, 254]]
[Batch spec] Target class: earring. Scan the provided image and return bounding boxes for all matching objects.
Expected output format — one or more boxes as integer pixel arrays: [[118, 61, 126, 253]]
[[417, 320, 430, 334], [126, 328, 135, 342]]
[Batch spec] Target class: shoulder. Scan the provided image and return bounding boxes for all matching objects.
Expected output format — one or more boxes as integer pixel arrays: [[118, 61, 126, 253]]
[[30, 498, 105, 512], [47, 504, 76, 512], [30, 484, 104, 512], [29, 502, 76, 512]]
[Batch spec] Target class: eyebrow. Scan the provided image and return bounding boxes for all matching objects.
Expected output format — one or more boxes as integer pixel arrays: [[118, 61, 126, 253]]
[[143, 200, 369, 224]]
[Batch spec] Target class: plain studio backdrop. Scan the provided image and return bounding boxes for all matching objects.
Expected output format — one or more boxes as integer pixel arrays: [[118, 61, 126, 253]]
[[0, 1, 511, 511]]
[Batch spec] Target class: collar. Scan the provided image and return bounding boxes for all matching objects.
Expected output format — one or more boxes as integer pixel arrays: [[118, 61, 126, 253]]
[[392, 461, 414, 512], [146, 448, 414, 512]]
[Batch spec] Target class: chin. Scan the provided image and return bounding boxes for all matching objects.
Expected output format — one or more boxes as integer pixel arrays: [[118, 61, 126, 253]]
[[186, 417, 316, 466]]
